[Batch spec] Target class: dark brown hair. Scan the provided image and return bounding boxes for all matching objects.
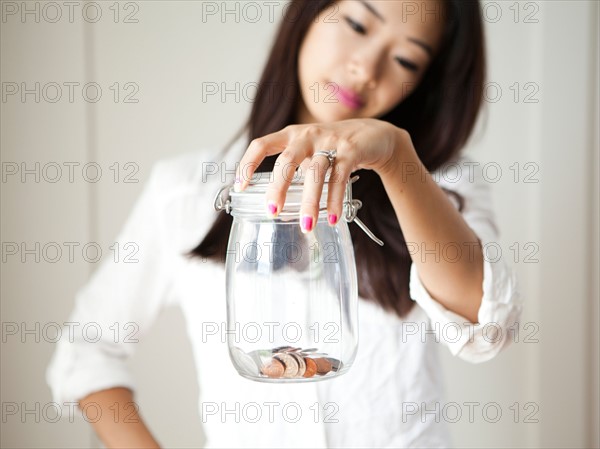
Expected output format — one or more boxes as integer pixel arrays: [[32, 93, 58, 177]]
[[192, 0, 486, 318]]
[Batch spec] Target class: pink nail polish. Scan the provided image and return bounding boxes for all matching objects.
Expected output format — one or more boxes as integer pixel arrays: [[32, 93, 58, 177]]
[[267, 202, 278, 216], [301, 215, 313, 232], [328, 214, 338, 225]]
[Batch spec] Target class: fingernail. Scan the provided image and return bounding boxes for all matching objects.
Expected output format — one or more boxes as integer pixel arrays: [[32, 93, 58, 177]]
[[328, 214, 338, 226], [267, 201, 278, 217], [233, 177, 242, 192], [301, 215, 313, 233]]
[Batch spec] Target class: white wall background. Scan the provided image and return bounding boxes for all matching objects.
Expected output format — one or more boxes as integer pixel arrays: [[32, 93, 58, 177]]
[[1, 1, 598, 447]]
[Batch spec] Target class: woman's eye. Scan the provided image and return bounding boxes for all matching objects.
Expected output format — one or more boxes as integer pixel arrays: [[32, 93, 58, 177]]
[[344, 17, 366, 35], [395, 57, 419, 72]]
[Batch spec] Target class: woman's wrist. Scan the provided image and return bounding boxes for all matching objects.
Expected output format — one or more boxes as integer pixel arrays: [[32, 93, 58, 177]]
[[376, 125, 415, 182]]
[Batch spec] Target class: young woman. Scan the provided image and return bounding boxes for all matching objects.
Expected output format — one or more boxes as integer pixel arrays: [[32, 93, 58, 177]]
[[47, 1, 521, 447]]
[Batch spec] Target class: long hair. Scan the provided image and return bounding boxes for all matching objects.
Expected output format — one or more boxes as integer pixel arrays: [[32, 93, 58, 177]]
[[191, 0, 486, 318]]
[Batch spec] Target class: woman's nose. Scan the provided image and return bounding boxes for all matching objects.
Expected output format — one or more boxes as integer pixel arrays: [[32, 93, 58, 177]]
[[348, 50, 381, 90]]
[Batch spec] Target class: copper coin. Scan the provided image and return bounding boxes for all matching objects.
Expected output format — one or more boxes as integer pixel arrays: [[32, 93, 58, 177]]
[[274, 352, 299, 378], [261, 358, 285, 378], [314, 357, 333, 375], [289, 352, 306, 377], [303, 357, 317, 378]]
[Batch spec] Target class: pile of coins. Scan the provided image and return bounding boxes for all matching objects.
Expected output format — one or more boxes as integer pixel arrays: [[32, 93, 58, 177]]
[[259, 346, 341, 379]]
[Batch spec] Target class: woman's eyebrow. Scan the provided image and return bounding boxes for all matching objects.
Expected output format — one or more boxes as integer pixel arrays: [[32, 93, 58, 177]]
[[359, 0, 434, 58], [408, 37, 434, 58], [359, 0, 385, 22]]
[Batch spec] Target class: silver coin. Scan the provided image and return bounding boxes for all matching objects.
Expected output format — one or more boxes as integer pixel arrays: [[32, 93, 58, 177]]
[[289, 352, 306, 377], [299, 348, 318, 353], [272, 345, 296, 353], [326, 357, 342, 372], [303, 352, 328, 358], [231, 347, 260, 376], [274, 352, 299, 378]]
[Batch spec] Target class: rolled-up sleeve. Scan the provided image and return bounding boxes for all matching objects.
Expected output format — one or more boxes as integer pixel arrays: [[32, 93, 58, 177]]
[[46, 160, 178, 406], [409, 156, 522, 363]]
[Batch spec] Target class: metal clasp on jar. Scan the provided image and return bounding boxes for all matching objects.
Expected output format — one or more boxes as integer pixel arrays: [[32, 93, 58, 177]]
[[214, 182, 233, 214], [343, 175, 384, 246], [213, 175, 384, 246]]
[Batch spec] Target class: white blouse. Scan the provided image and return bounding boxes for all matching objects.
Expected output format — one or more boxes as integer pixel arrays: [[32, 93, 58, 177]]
[[46, 134, 521, 448]]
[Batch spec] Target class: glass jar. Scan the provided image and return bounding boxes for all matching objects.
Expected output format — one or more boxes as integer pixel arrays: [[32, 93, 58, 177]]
[[214, 172, 383, 383]]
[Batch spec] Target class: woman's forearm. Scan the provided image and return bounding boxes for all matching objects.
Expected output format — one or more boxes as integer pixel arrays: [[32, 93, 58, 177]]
[[78, 387, 161, 449], [378, 129, 484, 323]]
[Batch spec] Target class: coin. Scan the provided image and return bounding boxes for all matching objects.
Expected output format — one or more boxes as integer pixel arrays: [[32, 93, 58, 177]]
[[327, 357, 341, 372], [289, 352, 306, 377], [274, 352, 299, 378], [261, 358, 285, 378], [272, 345, 295, 353], [255, 347, 341, 379], [231, 346, 260, 376], [314, 357, 333, 375], [303, 357, 317, 378]]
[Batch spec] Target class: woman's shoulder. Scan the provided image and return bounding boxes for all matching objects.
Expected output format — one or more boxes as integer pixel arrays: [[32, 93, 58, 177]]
[[431, 153, 489, 194], [148, 133, 247, 195], [151, 151, 234, 194], [145, 134, 247, 252]]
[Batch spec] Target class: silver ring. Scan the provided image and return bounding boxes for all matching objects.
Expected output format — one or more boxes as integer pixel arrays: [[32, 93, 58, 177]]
[[312, 149, 337, 169]]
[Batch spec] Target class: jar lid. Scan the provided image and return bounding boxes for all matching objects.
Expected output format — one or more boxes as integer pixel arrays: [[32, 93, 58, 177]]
[[231, 171, 331, 218], [214, 173, 384, 246]]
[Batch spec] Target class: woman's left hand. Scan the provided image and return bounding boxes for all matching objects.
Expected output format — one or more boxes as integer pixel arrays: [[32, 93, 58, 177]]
[[235, 118, 410, 232]]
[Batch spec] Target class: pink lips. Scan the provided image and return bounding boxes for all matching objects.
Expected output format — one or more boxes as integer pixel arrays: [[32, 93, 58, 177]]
[[333, 84, 364, 110]]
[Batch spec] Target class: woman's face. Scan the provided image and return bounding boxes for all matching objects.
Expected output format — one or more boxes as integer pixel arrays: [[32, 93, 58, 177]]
[[296, 0, 445, 124]]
